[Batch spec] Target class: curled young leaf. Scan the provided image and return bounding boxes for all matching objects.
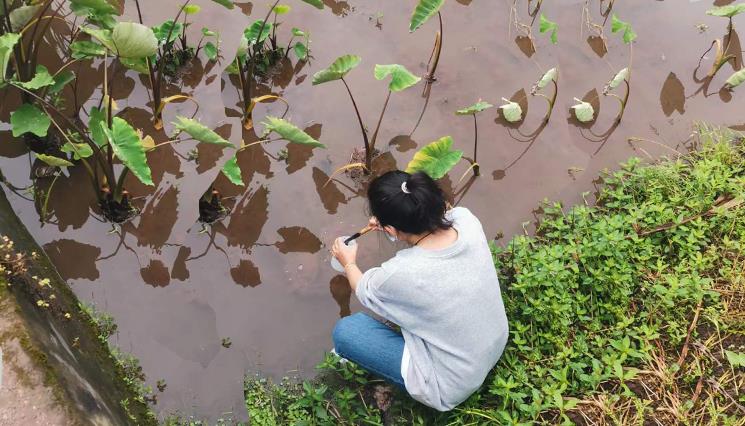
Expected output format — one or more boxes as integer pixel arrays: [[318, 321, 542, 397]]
[[456, 100, 494, 115], [184, 4, 201, 15], [0, 33, 22, 81], [273, 4, 291, 15], [406, 136, 463, 180], [571, 98, 595, 123], [374, 64, 421, 92], [536, 68, 558, 90], [409, 0, 444, 32], [37, 154, 74, 168], [499, 98, 523, 123], [607, 68, 629, 91], [312, 54, 361, 85], [724, 68, 745, 90]]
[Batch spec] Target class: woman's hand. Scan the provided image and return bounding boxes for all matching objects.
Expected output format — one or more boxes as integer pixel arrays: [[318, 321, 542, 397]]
[[332, 237, 358, 268]]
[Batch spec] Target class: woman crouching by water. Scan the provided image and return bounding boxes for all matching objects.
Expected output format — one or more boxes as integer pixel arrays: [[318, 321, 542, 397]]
[[330, 170, 509, 411]]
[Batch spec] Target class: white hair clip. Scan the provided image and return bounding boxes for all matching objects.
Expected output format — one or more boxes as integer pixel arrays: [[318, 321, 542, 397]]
[[401, 181, 411, 194]]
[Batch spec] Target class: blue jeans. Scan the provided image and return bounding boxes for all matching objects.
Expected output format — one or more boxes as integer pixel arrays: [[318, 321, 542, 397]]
[[332, 312, 406, 389]]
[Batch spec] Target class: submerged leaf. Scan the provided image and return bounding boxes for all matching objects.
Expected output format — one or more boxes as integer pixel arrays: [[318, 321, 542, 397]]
[[409, 0, 444, 32], [172, 117, 234, 147], [0, 33, 21, 82], [540, 14, 558, 44], [262, 116, 325, 148], [456, 100, 494, 115], [374, 64, 421, 92], [724, 68, 745, 89], [706, 4, 745, 18], [221, 155, 244, 186], [101, 118, 154, 186], [571, 98, 595, 123], [37, 154, 74, 168], [111, 22, 158, 58], [18, 65, 55, 90], [11, 104, 50, 138], [312, 54, 361, 85], [499, 98, 523, 123], [406, 136, 463, 180]]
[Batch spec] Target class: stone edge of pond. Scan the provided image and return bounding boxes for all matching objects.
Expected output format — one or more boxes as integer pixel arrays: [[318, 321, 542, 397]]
[[0, 186, 156, 426]]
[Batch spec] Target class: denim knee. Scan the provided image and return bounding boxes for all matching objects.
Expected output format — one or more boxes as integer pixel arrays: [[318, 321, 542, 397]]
[[332, 312, 368, 352]]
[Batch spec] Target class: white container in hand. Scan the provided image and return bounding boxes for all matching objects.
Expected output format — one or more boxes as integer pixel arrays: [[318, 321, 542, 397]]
[[330, 236, 356, 273]]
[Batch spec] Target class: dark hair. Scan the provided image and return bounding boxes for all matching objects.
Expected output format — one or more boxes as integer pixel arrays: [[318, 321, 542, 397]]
[[368, 170, 452, 235]]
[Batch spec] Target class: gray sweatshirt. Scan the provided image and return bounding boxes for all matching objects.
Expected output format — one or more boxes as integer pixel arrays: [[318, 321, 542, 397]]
[[356, 207, 509, 411]]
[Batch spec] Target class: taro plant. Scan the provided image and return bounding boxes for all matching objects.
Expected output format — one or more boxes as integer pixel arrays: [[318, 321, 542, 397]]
[[455, 101, 492, 177], [405, 136, 475, 205], [508, 0, 546, 53], [149, 6, 221, 77], [312, 55, 420, 172], [581, 0, 615, 52], [409, 0, 444, 91], [227, 0, 322, 129], [697, 3, 745, 80], [570, 15, 634, 124], [498, 67, 558, 126]]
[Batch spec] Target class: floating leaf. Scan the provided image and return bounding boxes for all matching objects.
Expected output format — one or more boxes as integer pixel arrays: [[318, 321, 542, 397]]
[[18, 65, 55, 90], [9, 4, 41, 31], [611, 14, 637, 44], [172, 116, 234, 147], [374, 64, 421, 92], [294, 42, 308, 61], [37, 154, 74, 168], [152, 20, 184, 44], [111, 22, 158, 58], [536, 68, 558, 90], [50, 71, 76, 94], [221, 155, 244, 186], [571, 98, 595, 122], [262, 116, 325, 148], [706, 4, 745, 18], [540, 14, 558, 44], [211, 0, 235, 9], [101, 118, 154, 186], [499, 98, 523, 123], [456, 100, 493, 115], [410, 0, 444, 32], [11, 104, 50, 137], [724, 68, 745, 89], [0, 33, 21, 82], [312, 54, 361, 85], [244, 20, 273, 45], [300, 0, 324, 10], [608, 68, 629, 90], [70, 40, 107, 59], [406, 136, 463, 180], [61, 141, 94, 160]]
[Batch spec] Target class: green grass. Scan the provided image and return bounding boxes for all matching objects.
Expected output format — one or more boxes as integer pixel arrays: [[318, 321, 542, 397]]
[[242, 125, 745, 425]]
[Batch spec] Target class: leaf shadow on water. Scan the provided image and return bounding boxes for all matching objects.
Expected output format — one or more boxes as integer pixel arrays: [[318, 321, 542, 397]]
[[140, 259, 171, 287], [171, 246, 191, 281], [660, 72, 686, 117], [690, 29, 742, 99], [329, 275, 352, 318], [312, 167, 354, 215], [36, 165, 97, 231], [230, 259, 262, 288], [515, 36, 535, 58], [389, 135, 418, 153], [236, 1, 253, 15], [274, 226, 322, 254], [409, 86, 433, 137], [44, 239, 101, 281], [492, 121, 548, 181], [285, 123, 322, 174], [196, 123, 233, 174], [586, 35, 607, 58], [323, 0, 351, 17], [222, 186, 269, 250], [129, 185, 179, 250]]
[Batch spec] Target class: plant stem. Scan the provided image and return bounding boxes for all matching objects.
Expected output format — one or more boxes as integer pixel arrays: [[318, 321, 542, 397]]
[[41, 172, 60, 222], [114, 168, 129, 202], [340, 76, 370, 167], [368, 90, 391, 170], [472, 114, 480, 176]]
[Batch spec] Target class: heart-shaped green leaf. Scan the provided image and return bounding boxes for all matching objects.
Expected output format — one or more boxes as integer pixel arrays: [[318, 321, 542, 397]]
[[62, 141, 94, 160], [312, 54, 361, 85], [172, 117, 234, 147], [49, 71, 76, 95], [0, 33, 21, 82], [101, 117, 154, 186], [18, 65, 55, 90], [152, 20, 184, 44], [294, 42, 308, 61], [300, 0, 324, 9], [204, 42, 218, 61], [456, 100, 494, 115], [111, 22, 158, 58], [724, 68, 745, 89], [244, 20, 273, 45], [409, 0, 444, 32], [69, 0, 118, 18], [571, 98, 595, 123], [37, 154, 74, 168], [707, 4, 745, 18], [374, 64, 421, 92], [11, 103, 50, 137], [499, 98, 523, 123], [89, 107, 107, 147], [211, 0, 234, 9], [262, 116, 325, 148], [221, 155, 244, 186], [71, 40, 107, 59], [406, 136, 463, 180]]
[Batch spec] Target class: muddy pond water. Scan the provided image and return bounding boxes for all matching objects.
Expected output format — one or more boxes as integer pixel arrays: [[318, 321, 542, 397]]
[[1, 0, 744, 421]]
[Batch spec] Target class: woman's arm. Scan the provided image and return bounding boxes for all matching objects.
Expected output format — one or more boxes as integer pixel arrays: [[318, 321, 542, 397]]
[[332, 237, 361, 291], [343, 263, 363, 292]]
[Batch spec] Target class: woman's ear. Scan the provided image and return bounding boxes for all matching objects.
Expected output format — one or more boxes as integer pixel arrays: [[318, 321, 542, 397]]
[[383, 225, 398, 239]]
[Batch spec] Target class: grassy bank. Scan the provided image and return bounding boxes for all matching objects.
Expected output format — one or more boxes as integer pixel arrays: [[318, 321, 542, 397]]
[[243, 125, 745, 425]]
